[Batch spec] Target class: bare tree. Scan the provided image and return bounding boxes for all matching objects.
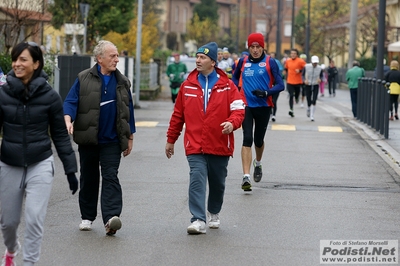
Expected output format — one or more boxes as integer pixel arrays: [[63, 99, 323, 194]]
[[263, 8, 278, 53], [0, 0, 49, 53], [323, 27, 348, 61], [356, 6, 380, 58]]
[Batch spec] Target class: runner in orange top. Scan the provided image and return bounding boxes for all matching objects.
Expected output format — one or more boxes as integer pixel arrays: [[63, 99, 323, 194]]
[[284, 49, 306, 117]]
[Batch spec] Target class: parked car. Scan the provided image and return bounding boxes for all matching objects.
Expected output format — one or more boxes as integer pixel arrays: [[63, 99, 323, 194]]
[[166, 56, 196, 79]]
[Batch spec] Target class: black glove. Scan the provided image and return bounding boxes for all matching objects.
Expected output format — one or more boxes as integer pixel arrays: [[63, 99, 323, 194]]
[[252, 89, 268, 98], [67, 173, 78, 195]]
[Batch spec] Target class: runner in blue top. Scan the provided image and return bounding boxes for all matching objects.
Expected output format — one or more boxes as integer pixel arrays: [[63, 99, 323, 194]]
[[232, 32, 284, 191]]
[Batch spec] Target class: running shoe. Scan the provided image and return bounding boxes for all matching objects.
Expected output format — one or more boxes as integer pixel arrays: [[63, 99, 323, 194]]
[[241, 176, 252, 191], [105, 216, 122, 236], [207, 212, 220, 229], [187, 220, 206, 234], [253, 159, 262, 182], [79, 220, 93, 231], [1, 242, 20, 266]]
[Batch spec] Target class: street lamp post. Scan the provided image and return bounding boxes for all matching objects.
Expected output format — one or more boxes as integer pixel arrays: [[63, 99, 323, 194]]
[[249, 0, 253, 35], [134, 0, 143, 108], [276, 0, 282, 59], [79, 3, 89, 54], [305, 0, 310, 61], [236, 0, 240, 53], [291, 0, 295, 49]]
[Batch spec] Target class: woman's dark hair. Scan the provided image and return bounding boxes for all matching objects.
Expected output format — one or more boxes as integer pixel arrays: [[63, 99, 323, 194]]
[[11, 42, 44, 83]]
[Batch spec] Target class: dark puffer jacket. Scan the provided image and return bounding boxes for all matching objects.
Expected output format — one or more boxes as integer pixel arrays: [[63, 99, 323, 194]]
[[0, 71, 77, 175]]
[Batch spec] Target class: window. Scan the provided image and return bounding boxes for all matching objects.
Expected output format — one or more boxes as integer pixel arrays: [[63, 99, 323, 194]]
[[220, 12, 225, 28], [284, 21, 291, 37], [183, 8, 188, 32], [175, 6, 179, 23], [256, 20, 266, 36]]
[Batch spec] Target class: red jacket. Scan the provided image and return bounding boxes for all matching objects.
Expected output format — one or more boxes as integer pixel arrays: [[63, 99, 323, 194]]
[[167, 67, 245, 156]]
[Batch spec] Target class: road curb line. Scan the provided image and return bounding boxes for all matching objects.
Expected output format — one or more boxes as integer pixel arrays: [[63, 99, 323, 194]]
[[344, 117, 400, 184]]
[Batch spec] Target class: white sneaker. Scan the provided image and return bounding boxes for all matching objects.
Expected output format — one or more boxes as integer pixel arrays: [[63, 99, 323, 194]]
[[311, 116, 314, 121], [207, 212, 220, 229], [301, 103, 304, 108], [271, 115, 276, 122], [79, 220, 93, 231], [187, 219, 206, 234]]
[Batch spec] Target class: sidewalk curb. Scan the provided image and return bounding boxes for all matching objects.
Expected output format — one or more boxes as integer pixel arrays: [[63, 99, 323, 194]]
[[344, 117, 400, 184]]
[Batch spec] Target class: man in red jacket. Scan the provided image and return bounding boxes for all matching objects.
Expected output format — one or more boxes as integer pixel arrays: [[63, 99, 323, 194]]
[[165, 42, 245, 234]]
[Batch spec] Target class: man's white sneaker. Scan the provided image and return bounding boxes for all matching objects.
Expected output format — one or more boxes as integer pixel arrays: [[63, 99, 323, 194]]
[[79, 220, 93, 231], [187, 219, 206, 234], [207, 212, 220, 229]]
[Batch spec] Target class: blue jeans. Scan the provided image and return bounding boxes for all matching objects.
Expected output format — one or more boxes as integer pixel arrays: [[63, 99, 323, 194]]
[[187, 154, 229, 223], [78, 142, 122, 224]]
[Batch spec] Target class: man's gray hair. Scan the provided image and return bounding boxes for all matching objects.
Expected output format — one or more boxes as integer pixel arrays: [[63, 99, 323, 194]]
[[93, 40, 117, 63]]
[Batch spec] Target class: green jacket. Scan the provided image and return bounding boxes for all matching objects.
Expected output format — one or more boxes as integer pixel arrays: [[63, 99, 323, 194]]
[[166, 62, 187, 84], [346, 66, 365, 89]]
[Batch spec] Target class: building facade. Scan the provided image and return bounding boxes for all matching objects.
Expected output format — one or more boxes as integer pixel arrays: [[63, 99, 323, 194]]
[[159, 0, 302, 56], [324, 0, 399, 68], [0, 0, 51, 51]]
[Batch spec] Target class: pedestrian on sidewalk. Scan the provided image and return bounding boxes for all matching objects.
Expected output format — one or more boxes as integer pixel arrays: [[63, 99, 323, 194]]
[[303, 55, 323, 121], [269, 52, 284, 122], [346, 60, 365, 118], [166, 53, 187, 103], [327, 60, 338, 97], [319, 64, 327, 97], [232, 33, 284, 191], [283, 49, 306, 117], [0, 41, 78, 266], [165, 42, 244, 234], [384, 60, 400, 120], [64, 40, 136, 236]]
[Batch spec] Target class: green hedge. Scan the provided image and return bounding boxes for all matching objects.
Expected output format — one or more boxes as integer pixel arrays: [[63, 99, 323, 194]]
[[0, 53, 54, 80], [0, 53, 12, 74]]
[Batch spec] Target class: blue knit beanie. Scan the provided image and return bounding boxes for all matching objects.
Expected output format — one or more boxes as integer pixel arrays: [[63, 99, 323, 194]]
[[197, 42, 218, 62]]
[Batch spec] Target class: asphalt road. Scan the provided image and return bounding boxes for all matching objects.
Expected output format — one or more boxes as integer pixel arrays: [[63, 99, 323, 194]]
[[5, 80, 400, 266]]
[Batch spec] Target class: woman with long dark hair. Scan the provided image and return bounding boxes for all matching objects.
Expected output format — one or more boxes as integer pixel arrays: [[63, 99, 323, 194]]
[[0, 42, 78, 266]]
